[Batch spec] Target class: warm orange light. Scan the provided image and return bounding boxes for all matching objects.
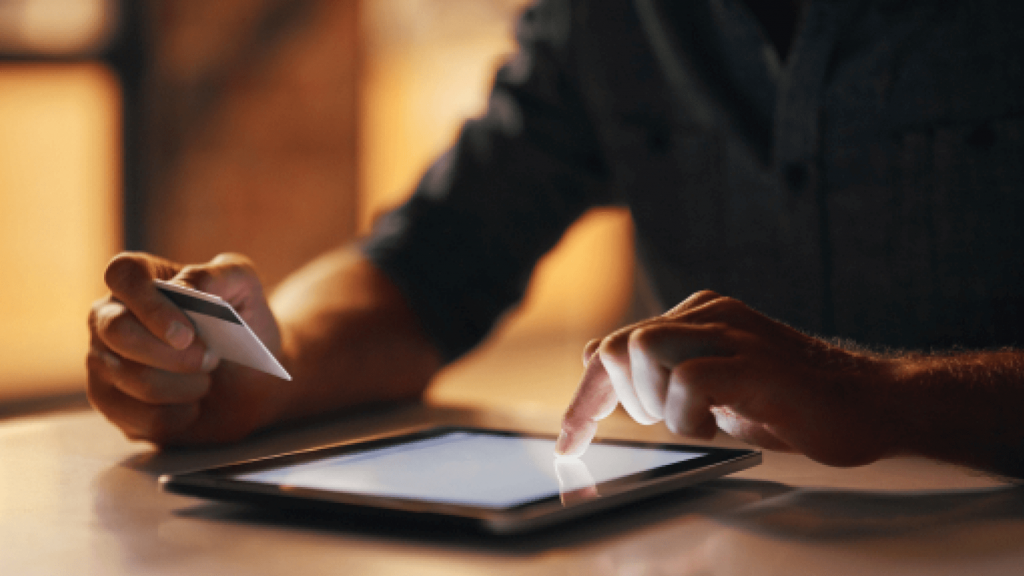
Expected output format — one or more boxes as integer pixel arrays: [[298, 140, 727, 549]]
[[359, 0, 635, 346], [0, 0, 116, 56], [0, 63, 121, 398]]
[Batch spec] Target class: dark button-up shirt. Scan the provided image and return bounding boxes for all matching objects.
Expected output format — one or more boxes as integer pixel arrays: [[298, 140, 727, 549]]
[[365, 0, 1024, 361]]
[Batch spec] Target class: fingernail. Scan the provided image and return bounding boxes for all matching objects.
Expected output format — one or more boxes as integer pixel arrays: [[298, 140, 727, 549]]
[[101, 351, 120, 370], [166, 321, 193, 350], [200, 351, 220, 373]]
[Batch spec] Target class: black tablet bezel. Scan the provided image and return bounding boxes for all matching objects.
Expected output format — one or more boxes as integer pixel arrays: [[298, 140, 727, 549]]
[[159, 426, 760, 534]]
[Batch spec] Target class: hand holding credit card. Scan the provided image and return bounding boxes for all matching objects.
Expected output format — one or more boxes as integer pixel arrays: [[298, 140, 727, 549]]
[[154, 279, 291, 381]]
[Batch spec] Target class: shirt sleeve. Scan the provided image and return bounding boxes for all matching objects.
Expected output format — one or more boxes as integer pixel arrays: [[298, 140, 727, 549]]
[[362, 0, 616, 362]]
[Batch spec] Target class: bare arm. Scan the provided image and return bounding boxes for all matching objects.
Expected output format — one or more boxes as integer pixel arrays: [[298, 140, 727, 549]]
[[269, 246, 442, 424], [888, 352, 1024, 480], [556, 291, 1024, 480]]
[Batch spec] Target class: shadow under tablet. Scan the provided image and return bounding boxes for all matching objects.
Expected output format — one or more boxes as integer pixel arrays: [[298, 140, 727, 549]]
[[172, 477, 790, 553]]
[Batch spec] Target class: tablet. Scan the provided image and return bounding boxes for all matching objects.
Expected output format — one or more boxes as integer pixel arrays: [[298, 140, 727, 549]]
[[160, 426, 760, 534]]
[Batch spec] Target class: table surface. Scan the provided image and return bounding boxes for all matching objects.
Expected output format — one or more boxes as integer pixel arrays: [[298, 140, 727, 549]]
[[3, 342, 1024, 575]]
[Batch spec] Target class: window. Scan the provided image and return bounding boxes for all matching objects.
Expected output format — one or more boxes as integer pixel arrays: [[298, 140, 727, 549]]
[[0, 0, 120, 406]]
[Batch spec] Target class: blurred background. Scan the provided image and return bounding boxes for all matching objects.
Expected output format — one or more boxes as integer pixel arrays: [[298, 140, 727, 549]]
[[0, 0, 635, 417]]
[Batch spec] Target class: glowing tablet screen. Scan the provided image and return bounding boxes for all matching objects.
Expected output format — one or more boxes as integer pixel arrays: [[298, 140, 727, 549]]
[[235, 431, 703, 509]]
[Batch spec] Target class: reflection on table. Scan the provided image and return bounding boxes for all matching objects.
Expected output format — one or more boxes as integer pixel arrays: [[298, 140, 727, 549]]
[[2, 397, 1023, 576]]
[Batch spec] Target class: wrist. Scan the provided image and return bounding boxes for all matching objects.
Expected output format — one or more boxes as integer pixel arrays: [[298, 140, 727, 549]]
[[873, 355, 931, 459], [877, 351, 1024, 477], [843, 353, 918, 463]]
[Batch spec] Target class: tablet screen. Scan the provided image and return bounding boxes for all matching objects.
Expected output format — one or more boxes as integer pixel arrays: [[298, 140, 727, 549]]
[[234, 430, 704, 509]]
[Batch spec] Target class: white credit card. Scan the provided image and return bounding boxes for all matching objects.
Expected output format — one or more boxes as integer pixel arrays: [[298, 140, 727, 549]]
[[154, 279, 291, 381]]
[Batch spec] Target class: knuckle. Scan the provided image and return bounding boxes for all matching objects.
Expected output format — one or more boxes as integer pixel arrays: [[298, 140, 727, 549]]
[[88, 295, 112, 318], [131, 376, 162, 403], [151, 346, 201, 374], [215, 254, 262, 291], [559, 414, 589, 434], [139, 294, 179, 328], [97, 307, 136, 347], [133, 371, 205, 402], [177, 265, 214, 291], [628, 326, 657, 351], [598, 334, 628, 361], [701, 321, 731, 338], [152, 345, 207, 375], [670, 360, 710, 388], [705, 296, 745, 316], [93, 302, 129, 338], [104, 253, 149, 292], [669, 363, 692, 386], [87, 296, 116, 335], [669, 290, 722, 314], [177, 254, 260, 295], [212, 252, 256, 272], [691, 289, 721, 301], [178, 347, 208, 373]]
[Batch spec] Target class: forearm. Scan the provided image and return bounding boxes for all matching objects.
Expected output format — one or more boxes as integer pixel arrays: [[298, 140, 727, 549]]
[[887, 351, 1024, 480], [268, 246, 442, 423]]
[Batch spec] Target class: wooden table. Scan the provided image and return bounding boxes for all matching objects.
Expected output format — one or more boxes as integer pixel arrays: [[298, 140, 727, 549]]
[[3, 341, 1023, 575]]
